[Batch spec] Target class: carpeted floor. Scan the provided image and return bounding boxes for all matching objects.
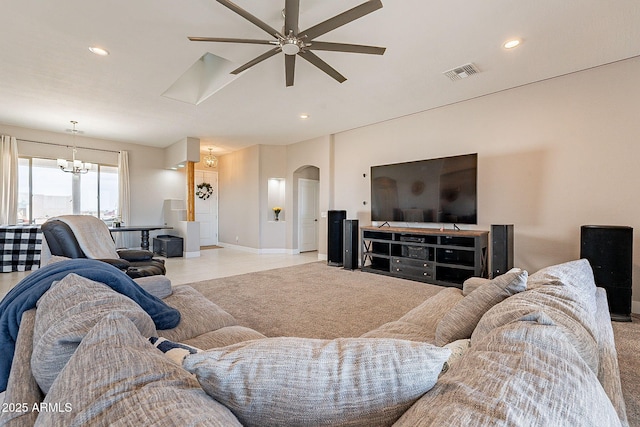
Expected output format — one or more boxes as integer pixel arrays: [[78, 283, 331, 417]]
[[612, 315, 640, 427], [188, 262, 639, 426], [188, 261, 442, 339]]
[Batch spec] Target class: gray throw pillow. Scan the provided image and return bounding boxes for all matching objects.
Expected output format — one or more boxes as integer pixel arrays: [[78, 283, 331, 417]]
[[435, 268, 528, 346], [37, 313, 242, 426], [31, 273, 157, 393], [183, 337, 451, 427]]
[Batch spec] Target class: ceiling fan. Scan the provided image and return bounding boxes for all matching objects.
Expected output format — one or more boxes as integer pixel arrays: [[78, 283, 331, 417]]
[[189, 0, 386, 87]]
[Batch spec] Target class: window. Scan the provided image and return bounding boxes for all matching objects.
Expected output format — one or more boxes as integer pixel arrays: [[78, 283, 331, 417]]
[[17, 157, 119, 225]]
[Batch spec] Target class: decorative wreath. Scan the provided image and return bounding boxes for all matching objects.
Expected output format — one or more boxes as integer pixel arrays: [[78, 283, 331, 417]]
[[196, 182, 214, 200]]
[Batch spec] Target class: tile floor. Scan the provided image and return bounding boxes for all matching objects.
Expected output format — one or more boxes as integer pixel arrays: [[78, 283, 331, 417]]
[[0, 247, 320, 300]]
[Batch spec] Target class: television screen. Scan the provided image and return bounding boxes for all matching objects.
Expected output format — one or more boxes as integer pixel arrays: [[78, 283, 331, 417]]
[[370, 153, 477, 224]]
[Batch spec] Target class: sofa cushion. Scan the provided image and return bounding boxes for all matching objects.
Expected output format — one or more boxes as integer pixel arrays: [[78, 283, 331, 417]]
[[183, 326, 267, 350], [36, 313, 242, 426], [362, 287, 463, 343], [31, 273, 156, 393], [462, 276, 491, 296], [158, 285, 237, 342], [183, 337, 451, 427], [133, 275, 173, 299], [396, 319, 623, 427], [440, 338, 471, 375], [435, 269, 528, 346]]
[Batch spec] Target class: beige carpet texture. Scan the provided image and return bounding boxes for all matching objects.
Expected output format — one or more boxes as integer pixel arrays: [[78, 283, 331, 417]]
[[189, 262, 638, 426]]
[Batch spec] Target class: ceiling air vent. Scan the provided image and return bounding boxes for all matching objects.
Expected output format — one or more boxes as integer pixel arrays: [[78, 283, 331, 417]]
[[443, 63, 480, 81]]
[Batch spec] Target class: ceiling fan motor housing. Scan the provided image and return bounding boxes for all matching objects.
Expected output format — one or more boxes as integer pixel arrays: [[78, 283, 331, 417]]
[[282, 38, 303, 55]]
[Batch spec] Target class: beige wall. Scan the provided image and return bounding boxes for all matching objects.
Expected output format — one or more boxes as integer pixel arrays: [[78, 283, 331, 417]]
[[218, 145, 260, 248], [331, 56, 640, 308], [259, 145, 287, 251]]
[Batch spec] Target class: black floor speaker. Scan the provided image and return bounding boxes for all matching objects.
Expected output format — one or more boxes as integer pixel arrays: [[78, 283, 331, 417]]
[[343, 219, 359, 270], [580, 225, 633, 322], [491, 224, 514, 278], [327, 210, 346, 266]]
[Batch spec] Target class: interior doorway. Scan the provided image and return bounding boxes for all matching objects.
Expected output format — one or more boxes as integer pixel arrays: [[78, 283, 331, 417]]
[[298, 178, 319, 252], [195, 170, 218, 246]]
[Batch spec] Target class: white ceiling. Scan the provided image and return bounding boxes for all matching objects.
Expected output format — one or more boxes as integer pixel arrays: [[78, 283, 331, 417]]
[[1, 0, 639, 154]]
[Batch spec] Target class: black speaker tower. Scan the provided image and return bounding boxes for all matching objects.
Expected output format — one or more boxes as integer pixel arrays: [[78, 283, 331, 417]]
[[580, 225, 633, 322], [327, 210, 346, 266], [491, 224, 514, 278], [343, 219, 359, 270]]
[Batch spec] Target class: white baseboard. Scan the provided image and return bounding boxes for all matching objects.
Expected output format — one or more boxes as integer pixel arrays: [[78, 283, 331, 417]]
[[217, 242, 260, 254], [258, 248, 288, 254], [217, 243, 326, 260], [183, 251, 200, 258], [632, 300, 640, 315]]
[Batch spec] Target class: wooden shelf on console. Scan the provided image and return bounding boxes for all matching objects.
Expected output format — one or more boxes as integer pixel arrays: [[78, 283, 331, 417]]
[[360, 226, 488, 288]]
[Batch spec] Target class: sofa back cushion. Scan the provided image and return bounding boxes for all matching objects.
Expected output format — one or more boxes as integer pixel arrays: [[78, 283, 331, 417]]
[[31, 273, 156, 393], [362, 287, 463, 343], [36, 313, 242, 426], [526, 258, 598, 313], [472, 284, 600, 374], [157, 285, 237, 342], [435, 269, 528, 346], [183, 337, 451, 427], [396, 320, 622, 427]]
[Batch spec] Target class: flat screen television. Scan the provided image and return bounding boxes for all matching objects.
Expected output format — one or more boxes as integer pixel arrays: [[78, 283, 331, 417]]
[[370, 153, 477, 224]]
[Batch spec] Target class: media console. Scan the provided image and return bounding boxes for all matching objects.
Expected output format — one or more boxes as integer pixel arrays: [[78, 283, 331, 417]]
[[361, 226, 489, 288]]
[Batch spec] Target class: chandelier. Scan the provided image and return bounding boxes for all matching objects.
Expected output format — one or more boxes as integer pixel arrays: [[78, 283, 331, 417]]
[[57, 121, 91, 174], [204, 147, 218, 168]]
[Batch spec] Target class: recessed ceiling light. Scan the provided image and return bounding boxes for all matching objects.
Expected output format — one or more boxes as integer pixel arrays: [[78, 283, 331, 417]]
[[299, 114, 309, 119], [503, 39, 521, 49], [89, 46, 110, 56]]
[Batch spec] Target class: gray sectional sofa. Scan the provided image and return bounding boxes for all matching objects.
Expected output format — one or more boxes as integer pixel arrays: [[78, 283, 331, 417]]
[[0, 259, 628, 426]]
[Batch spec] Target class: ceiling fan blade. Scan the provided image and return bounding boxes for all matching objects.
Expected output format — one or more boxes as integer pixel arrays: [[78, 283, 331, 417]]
[[298, 51, 346, 83], [298, 0, 383, 40], [307, 41, 385, 55], [284, 0, 300, 35], [231, 47, 282, 75], [188, 37, 276, 45], [285, 54, 296, 87], [216, 0, 283, 39]]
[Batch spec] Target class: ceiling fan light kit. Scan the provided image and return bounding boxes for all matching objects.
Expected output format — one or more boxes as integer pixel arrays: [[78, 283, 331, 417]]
[[189, 0, 386, 87]]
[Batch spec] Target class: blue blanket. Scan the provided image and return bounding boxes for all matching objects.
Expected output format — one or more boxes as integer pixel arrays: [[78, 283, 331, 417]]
[[0, 259, 181, 392]]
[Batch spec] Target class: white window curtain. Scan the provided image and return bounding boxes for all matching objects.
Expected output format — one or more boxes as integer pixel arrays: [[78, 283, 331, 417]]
[[116, 150, 131, 248], [0, 135, 18, 225]]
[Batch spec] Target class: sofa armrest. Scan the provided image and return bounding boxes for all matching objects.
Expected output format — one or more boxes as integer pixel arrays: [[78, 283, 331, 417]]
[[98, 258, 131, 270], [117, 249, 154, 262], [594, 287, 629, 426], [0, 310, 43, 426]]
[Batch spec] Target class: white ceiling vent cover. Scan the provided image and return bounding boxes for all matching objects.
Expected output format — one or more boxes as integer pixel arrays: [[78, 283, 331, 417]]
[[443, 63, 480, 81]]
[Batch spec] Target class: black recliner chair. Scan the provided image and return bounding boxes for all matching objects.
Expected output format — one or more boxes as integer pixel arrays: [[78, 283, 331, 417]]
[[42, 219, 166, 279]]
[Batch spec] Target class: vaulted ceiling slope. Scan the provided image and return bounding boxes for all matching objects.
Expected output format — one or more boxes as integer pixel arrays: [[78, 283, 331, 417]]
[[1, 0, 639, 152]]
